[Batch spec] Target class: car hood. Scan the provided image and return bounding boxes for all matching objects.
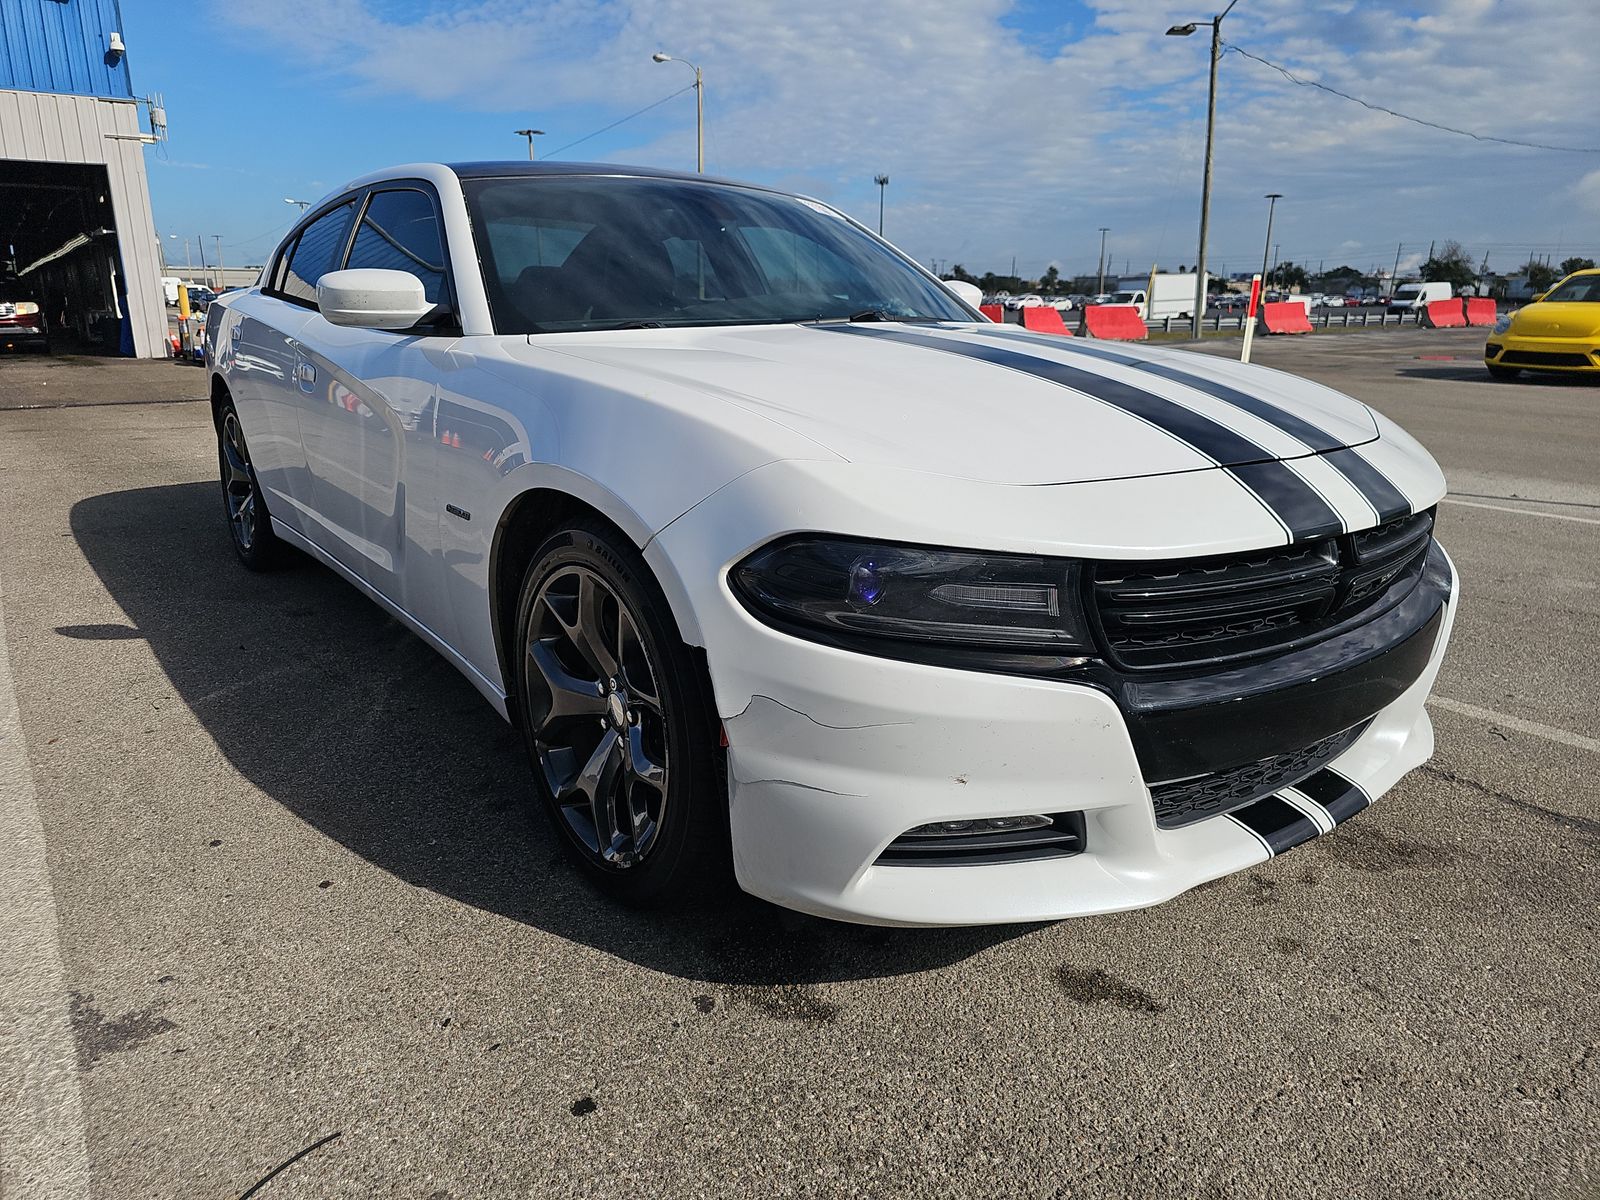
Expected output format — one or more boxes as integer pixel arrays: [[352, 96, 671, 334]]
[[522, 322, 1380, 487], [1509, 302, 1600, 339]]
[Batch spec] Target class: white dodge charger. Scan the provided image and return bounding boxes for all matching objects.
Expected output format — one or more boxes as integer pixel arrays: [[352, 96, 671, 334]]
[[206, 162, 1456, 926]]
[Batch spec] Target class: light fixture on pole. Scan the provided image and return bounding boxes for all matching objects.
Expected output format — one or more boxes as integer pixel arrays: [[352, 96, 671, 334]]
[[514, 128, 545, 160], [1096, 227, 1110, 296], [652, 52, 704, 173], [284, 197, 311, 212], [1165, 0, 1240, 338], [874, 174, 889, 236]]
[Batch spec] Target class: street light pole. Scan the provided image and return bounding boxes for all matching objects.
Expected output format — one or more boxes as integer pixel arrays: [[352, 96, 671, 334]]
[[514, 128, 545, 160], [652, 53, 704, 172], [874, 174, 889, 236], [1096, 227, 1109, 296], [1167, 0, 1239, 338], [212, 235, 224, 290]]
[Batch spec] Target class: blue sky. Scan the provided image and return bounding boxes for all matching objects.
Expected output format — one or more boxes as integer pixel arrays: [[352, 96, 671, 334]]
[[124, 0, 1600, 280]]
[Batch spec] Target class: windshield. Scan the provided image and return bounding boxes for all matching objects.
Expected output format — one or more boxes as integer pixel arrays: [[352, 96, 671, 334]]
[[1544, 274, 1600, 303], [461, 175, 973, 334], [1109, 292, 1139, 303]]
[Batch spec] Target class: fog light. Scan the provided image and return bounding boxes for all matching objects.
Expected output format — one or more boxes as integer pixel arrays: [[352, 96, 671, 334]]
[[902, 814, 1054, 838]]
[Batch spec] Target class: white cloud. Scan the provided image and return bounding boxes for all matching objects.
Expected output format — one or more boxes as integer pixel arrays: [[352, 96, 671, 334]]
[[217, 0, 1600, 278]]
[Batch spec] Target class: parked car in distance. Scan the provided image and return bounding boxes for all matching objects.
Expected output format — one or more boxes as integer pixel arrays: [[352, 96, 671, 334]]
[[1049, 295, 1075, 311], [1005, 293, 1046, 310], [204, 160, 1456, 927], [1484, 267, 1600, 380], [0, 276, 49, 352]]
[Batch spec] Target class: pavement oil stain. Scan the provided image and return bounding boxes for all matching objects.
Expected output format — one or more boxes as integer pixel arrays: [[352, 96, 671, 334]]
[[1243, 873, 1280, 906], [1322, 822, 1452, 871], [1271, 936, 1305, 955], [68, 992, 177, 1069], [1055, 967, 1166, 1015], [692, 994, 715, 1014], [570, 1096, 598, 1117], [731, 983, 841, 1025]]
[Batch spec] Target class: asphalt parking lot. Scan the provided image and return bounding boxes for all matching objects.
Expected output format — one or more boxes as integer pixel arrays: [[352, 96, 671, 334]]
[[0, 327, 1595, 1198]]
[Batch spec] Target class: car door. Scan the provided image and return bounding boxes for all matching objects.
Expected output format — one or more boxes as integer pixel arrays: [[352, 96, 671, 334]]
[[291, 185, 452, 619], [230, 199, 360, 538]]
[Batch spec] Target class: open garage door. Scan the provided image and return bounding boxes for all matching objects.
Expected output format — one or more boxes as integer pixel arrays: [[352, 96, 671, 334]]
[[1, 159, 136, 355]]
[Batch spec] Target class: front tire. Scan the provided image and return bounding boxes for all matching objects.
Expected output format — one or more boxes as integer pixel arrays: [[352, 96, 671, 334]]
[[216, 401, 284, 570], [513, 519, 727, 906]]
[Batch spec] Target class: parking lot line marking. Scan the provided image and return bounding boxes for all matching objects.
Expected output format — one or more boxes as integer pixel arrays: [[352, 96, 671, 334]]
[[0, 576, 91, 1200], [1440, 498, 1600, 526], [1428, 696, 1600, 756]]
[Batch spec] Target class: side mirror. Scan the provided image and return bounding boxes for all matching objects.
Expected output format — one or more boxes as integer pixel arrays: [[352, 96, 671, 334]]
[[317, 269, 434, 330], [1530, 292, 1547, 303], [942, 279, 984, 310]]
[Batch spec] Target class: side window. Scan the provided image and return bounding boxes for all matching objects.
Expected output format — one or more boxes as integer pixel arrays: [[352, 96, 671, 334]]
[[282, 201, 356, 304], [346, 189, 447, 303]]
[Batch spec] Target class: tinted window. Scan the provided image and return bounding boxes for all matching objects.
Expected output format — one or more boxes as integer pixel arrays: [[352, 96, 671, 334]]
[[282, 202, 356, 304], [347, 189, 447, 303], [461, 176, 972, 334], [1544, 275, 1600, 303]]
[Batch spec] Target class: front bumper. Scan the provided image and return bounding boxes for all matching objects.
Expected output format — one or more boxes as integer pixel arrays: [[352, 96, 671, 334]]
[[660, 524, 1456, 926], [1485, 333, 1600, 373]]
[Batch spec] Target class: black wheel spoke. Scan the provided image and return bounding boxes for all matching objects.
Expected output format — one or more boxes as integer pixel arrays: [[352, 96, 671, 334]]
[[527, 639, 607, 730]]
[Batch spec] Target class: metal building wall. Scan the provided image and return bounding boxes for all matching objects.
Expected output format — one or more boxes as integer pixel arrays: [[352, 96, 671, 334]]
[[0, 0, 133, 99], [1, 87, 166, 357]]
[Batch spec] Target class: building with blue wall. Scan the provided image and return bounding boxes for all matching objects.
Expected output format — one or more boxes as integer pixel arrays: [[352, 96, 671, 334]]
[[1, 0, 166, 356]]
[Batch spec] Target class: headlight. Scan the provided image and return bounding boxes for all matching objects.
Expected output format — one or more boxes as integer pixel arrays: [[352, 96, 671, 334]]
[[14, 301, 39, 315], [730, 536, 1094, 655], [1492, 314, 1513, 335]]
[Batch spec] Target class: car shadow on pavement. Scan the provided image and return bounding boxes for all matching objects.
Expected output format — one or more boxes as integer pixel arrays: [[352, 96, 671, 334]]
[[1395, 364, 1600, 385], [71, 483, 1030, 985]]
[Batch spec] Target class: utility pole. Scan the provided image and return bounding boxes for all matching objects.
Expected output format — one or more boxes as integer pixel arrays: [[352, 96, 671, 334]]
[[212, 235, 224, 290], [196, 232, 208, 285], [514, 128, 545, 160], [1165, 0, 1239, 337], [1011, 254, 1017, 280], [875, 174, 889, 236], [1390, 242, 1403, 298], [1096, 227, 1109, 296], [1258, 193, 1281, 296], [1271, 243, 1280, 289]]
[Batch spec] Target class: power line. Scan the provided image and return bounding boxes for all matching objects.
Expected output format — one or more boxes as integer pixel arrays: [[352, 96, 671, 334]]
[[543, 84, 697, 160], [1225, 42, 1600, 154]]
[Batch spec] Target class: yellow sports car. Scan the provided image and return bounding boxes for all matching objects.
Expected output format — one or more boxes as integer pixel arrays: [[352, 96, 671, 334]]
[[1485, 268, 1600, 379]]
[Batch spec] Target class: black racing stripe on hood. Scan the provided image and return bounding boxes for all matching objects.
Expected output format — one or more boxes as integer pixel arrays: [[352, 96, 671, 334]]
[[1227, 794, 1321, 856], [822, 325, 1344, 541], [1292, 767, 1371, 826], [968, 327, 1415, 524], [1318, 448, 1413, 523], [971, 327, 1348, 453]]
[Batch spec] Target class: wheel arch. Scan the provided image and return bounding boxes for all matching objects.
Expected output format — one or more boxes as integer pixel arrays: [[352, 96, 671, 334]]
[[487, 471, 707, 725]]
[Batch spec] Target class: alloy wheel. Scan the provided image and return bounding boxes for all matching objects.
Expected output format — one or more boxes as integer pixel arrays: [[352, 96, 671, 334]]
[[220, 412, 258, 551], [525, 564, 670, 869]]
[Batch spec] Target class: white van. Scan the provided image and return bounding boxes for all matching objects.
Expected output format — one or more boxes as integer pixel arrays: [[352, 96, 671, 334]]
[[1387, 282, 1452, 311]]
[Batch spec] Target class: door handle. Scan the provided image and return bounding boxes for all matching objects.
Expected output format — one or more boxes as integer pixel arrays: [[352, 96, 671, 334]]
[[296, 361, 316, 385]]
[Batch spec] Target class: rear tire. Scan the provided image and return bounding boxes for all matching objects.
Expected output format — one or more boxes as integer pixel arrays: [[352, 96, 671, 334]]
[[216, 400, 284, 570], [513, 518, 728, 907], [1486, 364, 1520, 381]]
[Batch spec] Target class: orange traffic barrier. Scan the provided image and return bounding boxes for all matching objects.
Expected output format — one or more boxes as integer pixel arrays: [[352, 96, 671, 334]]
[[1020, 306, 1072, 336], [1082, 305, 1148, 341], [1464, 298, 1497, 326], [1421, 299, 1466, 328], [1260, 301, 1313, 334], [979, 304, 1005, 323]]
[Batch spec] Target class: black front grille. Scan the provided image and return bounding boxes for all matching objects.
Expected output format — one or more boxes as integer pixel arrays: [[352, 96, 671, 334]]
[[1500, 350, 1594, 368], [1090, 508, 1434, 670], [1149, 721, 1370, 829]]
